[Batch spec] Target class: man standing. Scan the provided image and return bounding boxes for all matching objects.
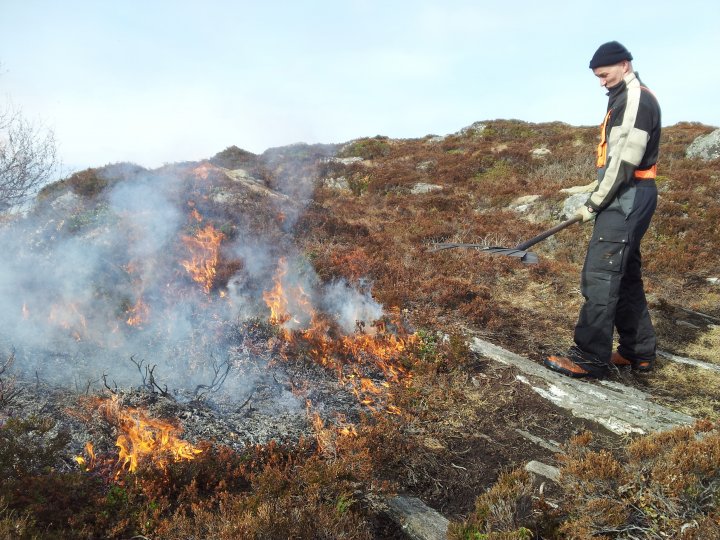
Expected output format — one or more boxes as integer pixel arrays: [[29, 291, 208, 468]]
[[544, 41, 661, 378]]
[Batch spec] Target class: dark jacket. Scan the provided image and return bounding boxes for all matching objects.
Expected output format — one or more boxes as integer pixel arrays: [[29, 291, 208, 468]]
[[588, 72, 661, 211]]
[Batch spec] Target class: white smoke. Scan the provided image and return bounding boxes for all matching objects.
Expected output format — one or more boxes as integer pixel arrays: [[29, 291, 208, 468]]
[[321, 279, 384, 334], [0, 156, 388, 402]]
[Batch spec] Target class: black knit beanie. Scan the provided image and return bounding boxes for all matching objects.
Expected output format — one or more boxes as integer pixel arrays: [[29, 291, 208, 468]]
[[589, 41, 633, 69]]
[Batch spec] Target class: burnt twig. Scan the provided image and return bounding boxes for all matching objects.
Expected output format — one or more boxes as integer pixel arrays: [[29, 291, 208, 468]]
[[102, 373, 118, 394], [194, 355, 232, 399], [0, 351, 20, 408], [237, 390, 254, 412], [129, 355, 172, 398]]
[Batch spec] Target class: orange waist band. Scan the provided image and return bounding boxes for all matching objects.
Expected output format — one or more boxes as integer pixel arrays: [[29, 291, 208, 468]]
[[634, 164, 657, 179]]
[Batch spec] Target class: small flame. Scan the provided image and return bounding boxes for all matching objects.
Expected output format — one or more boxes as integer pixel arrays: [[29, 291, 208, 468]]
[[189, 208, 203, 222], [192, 163, 212, 180], [308, 407, 359, 455], [126, 297, 150, 327], [74, 441, 96, 471], [262, 257, 313, 328], [181, 224, 224, 294], [48, 302, 87, 341], [262, 258, 291, 325], [98, 396, 201, 474]]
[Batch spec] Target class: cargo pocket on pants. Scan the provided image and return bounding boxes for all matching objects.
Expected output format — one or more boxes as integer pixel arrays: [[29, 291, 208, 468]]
[[587, 228, 628, 274]]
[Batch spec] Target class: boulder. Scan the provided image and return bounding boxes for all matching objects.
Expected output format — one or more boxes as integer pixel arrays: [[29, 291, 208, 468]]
[[415, 160, 436, 172], [469, 337, 694, 435], [323, 176, 351, 191], [322, 156, 364, 166], [456, 121, 487, 137], [686, 128, 720, 161], [384, 496, 449, 540]]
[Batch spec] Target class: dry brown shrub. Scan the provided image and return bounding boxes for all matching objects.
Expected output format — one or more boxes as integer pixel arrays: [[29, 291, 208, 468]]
[[0, 499, 37, 539], [327, 246, 376, 282], [447, 468, 534, 539], [555, 422, 720, 538], [528, 152, 596, 190]]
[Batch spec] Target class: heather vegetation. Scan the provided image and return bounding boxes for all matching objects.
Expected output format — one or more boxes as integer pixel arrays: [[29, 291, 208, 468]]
[[1, 119, 719, 538], [306, 120, 720, 417]]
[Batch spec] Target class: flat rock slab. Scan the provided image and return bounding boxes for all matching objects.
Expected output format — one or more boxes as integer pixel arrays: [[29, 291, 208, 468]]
[[525, 460, 561, 483], [658, 350, 720, 373], [470, 337, 694, 435], [385, 495, 449, 540]]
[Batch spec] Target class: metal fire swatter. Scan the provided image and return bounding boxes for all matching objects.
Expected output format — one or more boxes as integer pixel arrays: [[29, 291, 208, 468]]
[[428, 216, 582, 264]]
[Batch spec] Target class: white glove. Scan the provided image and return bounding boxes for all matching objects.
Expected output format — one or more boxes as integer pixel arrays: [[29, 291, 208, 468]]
[[560, 180, 598, 194], [575, 205, 596, 223]]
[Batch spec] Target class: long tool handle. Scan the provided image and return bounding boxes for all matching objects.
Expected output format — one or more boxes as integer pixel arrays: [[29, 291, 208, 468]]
[[514, 215, 582, 251]]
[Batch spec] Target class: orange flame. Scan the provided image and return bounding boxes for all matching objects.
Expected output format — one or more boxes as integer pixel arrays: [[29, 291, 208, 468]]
[[126, 297, 150, 327], [74, 442, 96, 471], [181, 224, 224, 294], [192, 163, 212, 180], [308, 406, 359, 455], [262, 257, 313, 328], [262, 257, 291, 325], [263, 259, 415, 415], [98, 396, 201, 474], [189, 208, 203, 222], [48, 302, 87, 341]]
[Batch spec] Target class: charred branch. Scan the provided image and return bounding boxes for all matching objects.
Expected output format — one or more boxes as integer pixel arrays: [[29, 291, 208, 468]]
[[129, 356, 172, 399], [75, 376, 102, 396], [236, 390, 254, 413], [0, 351, 19, 408], [102, 373, 118, 394], [193, 355, 231, 399]]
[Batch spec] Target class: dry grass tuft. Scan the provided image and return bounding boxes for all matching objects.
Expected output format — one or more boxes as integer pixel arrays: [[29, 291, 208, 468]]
[[649, 363, 720, 419], [684, 325, 720, 364]]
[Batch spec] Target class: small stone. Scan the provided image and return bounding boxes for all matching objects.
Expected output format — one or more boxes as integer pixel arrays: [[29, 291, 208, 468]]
[[531, 147, 552, 158], [410, 183, 443, 195]]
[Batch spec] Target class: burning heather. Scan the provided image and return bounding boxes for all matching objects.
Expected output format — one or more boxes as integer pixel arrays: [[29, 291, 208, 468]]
[[75, 395, 202, 475], [0, 156, 415, 438]]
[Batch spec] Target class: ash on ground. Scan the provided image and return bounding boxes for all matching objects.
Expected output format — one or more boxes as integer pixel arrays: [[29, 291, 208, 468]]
[[1, 321, 379, 467]]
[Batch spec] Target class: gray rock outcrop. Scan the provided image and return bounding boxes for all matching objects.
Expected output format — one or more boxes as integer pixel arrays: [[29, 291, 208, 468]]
[[686, 128, 720, 161], [562, 193, 588, 219]]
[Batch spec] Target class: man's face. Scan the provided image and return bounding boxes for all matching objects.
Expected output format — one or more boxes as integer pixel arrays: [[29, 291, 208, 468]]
[[592, 62, 627, 89]]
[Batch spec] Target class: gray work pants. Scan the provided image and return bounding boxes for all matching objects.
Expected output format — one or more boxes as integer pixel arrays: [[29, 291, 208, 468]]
[[572, 180, 658, 376]]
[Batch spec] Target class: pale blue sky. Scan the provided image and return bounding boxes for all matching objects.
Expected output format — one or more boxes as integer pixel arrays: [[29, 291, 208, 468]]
[[2, 1, 719, 172]]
